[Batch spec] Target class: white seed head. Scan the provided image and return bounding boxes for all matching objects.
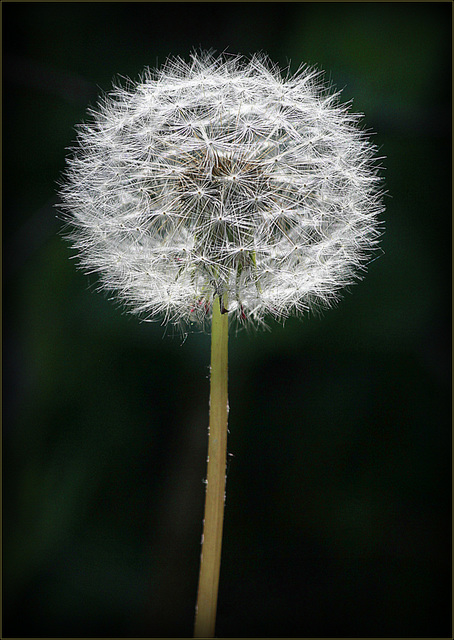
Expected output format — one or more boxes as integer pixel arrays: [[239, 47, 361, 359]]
[[59, 52, 384, 328]]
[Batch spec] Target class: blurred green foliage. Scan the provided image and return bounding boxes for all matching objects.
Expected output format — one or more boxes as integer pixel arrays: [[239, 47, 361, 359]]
[[3, 2, 451, 637]]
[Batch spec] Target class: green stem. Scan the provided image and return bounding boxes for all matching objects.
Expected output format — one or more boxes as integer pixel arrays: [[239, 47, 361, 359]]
[[194, 296, 229, 638]]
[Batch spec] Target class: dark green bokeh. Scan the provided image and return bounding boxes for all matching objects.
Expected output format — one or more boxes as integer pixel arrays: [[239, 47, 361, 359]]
[[3, 3, 451, 637]]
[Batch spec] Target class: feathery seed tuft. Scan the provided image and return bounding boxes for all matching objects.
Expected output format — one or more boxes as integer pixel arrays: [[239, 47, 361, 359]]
[[59, 52, 384, 328]]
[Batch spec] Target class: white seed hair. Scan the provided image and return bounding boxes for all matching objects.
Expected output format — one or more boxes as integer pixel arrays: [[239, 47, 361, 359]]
[[59, 51, 384, 328]]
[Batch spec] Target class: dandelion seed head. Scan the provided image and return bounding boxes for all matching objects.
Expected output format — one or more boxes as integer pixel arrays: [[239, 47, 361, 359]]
[[59, 51, 384, 329]]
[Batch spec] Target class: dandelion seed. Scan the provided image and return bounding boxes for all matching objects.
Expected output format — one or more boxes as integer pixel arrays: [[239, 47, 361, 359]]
[[59, 51, 384, 329]]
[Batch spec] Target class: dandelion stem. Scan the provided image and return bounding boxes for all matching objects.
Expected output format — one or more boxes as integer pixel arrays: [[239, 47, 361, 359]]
[[194, 295, 229, 638]]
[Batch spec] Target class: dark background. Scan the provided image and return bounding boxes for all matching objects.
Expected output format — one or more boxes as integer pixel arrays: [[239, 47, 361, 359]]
[[3, 2, 451, 638]]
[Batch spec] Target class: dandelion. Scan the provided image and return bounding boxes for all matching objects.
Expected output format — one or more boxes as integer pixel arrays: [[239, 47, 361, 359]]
[[59, 51, 384, 637]]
